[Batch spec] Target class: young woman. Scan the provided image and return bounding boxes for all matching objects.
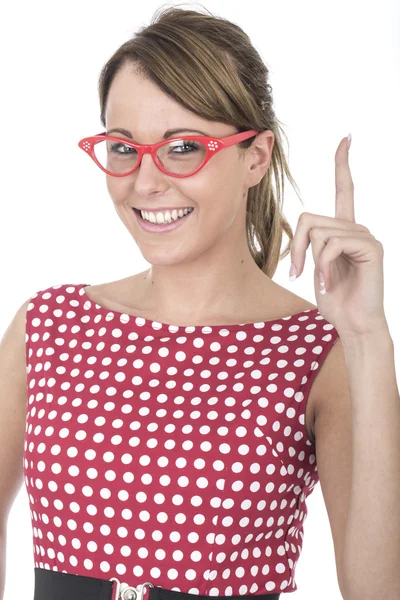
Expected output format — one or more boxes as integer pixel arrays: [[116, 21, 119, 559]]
[[1, 6, 398, 600]]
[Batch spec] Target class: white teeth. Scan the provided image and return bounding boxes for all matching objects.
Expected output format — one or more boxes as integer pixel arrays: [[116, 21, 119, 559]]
[[140, 207, 194, 224]]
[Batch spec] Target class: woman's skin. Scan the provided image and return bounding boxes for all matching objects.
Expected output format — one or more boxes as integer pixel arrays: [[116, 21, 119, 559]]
[[102, 62, 289, 325]]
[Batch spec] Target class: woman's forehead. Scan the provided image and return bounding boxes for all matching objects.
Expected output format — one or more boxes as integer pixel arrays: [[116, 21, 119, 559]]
[[106, 65, 236, 139], [106, 75, 194, 129]]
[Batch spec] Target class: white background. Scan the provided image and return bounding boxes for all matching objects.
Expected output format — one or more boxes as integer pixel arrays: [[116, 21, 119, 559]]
[[0, 0, 399, 599]]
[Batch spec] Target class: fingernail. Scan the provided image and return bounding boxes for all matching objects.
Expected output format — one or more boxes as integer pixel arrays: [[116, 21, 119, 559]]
[[289, 263, 297, 281], [347, 133, 352, 151], [319, 271, 327, 294]]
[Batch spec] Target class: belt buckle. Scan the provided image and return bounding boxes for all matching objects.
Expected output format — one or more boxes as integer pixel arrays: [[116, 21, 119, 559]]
[[109, 578, 154, 600]]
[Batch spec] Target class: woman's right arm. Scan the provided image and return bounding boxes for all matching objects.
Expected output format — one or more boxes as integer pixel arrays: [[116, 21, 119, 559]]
[[0, 298, 31, 600]]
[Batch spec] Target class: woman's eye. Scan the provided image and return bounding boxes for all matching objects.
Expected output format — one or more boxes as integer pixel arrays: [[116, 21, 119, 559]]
[[111, 143, 136, 154], [170, 142, 198, 153]]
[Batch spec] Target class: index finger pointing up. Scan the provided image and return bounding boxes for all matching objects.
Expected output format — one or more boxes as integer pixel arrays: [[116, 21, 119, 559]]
[[335, 135, 355, 223]]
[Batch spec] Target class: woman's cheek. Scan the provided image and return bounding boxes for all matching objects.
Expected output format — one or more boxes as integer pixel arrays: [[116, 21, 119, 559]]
[[106, 178, 130, 206]]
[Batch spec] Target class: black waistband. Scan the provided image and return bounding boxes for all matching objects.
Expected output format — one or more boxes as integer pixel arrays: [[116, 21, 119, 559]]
[[33, 567, 281, 600]]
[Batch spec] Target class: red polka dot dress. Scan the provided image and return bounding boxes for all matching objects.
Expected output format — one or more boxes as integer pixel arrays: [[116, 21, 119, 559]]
[[24, 282, 340, 596]]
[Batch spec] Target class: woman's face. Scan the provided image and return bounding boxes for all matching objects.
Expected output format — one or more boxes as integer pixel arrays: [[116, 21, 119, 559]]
[[104, 63, 273, 267]]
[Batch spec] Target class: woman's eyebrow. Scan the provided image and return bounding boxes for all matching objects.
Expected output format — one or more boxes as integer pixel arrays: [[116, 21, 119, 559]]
[[106, 127, 209, 139]]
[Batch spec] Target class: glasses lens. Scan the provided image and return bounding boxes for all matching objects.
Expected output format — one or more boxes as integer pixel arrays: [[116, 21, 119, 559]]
[[93, 138, 207, 176], [156, 139, 207, 175], [94, 139, 138, 175]]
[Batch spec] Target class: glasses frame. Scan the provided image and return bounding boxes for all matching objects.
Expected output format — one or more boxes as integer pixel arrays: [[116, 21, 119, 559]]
[[78, 129, 260, 178]]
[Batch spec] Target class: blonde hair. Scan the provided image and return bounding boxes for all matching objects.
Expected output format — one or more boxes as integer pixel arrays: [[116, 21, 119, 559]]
[[97, 3, 303, 278]]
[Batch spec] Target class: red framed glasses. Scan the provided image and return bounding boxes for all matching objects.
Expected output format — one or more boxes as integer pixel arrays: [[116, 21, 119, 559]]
[[78, 130, 259, 178]]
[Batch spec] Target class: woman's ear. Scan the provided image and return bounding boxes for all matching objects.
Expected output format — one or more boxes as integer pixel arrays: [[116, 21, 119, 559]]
[[245, 130, 275, 188]]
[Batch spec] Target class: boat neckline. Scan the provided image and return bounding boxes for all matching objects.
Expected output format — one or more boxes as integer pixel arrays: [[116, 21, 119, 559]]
[[80, 283, 321, 331]]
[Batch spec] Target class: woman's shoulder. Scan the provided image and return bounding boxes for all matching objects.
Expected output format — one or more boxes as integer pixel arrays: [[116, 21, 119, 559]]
[[259, 280, 318, 318]]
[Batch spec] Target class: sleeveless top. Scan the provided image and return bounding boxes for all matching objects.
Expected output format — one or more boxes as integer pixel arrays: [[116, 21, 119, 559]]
[[24, 282, 340, 596]]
